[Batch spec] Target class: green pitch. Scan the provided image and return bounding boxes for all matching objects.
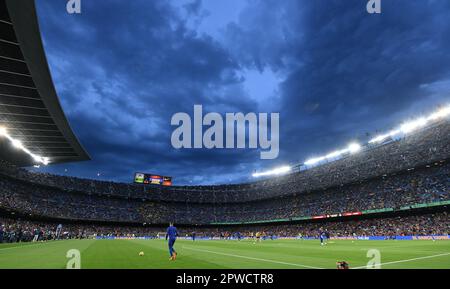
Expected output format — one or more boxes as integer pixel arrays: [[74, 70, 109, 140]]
[[0, 239, 449, 269]]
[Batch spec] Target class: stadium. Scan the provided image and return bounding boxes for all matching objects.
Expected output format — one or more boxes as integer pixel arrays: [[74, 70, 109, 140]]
[[0, 0, 449, 272]]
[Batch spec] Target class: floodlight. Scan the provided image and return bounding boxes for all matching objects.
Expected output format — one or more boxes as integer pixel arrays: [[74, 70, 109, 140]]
[[252, 166, 291, 177], [348, 143, 361, 153], [0, 127, 6, 136]]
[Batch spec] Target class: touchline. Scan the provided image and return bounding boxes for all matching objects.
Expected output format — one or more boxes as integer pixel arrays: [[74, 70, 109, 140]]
[[171, 105, 279, 159]]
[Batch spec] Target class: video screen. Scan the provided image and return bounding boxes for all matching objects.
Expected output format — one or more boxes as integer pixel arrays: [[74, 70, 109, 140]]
[[134, 173, 172, 186]]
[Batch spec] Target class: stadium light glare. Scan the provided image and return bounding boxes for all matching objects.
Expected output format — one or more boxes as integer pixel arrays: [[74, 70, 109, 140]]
[[304, 157, 324, 166], [252, 166, 291, 177], [325, 150, 346, 159], [305, 143, 361, 167], [0, 126, 50, 165], [368, 129, 401, 144], [427, 105, 450, 121], [256, 105, 450, 177], [369, 105, 450, 144], [348, 143, 361, 153], [0, 127, 6, 136], [11, 139, 24, 149], [400, 117, 428, 134]]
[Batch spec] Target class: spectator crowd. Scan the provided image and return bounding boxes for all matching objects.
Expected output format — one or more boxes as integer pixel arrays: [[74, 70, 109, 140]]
[[0, 161, 448, 224], [0, 120, 448, 228], [1, 212, 448, 244], [0, 120, 449, 204]]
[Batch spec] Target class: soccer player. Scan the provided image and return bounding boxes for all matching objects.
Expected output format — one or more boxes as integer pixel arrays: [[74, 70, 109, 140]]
[[32, 227, 40, 242], [166, 222, 178, 261], [55, 224, 62, 240], [320, 231, 325, 246], [255, 231, 261, 243]]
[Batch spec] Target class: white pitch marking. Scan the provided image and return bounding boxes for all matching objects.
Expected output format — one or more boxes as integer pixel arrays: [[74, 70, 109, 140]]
[[183, 246, 323, 269], [352, 252, 450, 269], [0, 242, 53, 251]]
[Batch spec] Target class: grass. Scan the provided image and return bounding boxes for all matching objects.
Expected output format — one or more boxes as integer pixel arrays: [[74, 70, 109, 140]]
[[0, 239, 449, 269]]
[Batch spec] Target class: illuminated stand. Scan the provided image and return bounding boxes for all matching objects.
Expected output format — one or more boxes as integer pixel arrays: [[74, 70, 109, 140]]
[[253, 105, 450, 178]]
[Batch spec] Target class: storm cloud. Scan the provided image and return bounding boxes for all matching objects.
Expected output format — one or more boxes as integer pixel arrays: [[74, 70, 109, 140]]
[[33, 0, 450, 184]]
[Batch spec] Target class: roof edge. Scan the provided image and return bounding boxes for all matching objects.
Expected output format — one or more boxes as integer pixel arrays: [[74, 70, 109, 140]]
[[5, 0, 90, 164]]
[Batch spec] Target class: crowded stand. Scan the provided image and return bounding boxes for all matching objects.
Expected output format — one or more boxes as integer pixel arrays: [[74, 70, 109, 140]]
[[0, 157, 448, 224], [0, 120, 449, 204], [0, 118, 448, 228], [1, 212, 448, 243]]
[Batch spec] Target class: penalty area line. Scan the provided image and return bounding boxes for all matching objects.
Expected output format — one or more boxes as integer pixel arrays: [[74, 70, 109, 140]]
[[183, 246, 323, 269], [352, 252, 450, 269]]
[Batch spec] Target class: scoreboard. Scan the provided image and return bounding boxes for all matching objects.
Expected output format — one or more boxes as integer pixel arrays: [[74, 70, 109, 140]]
[[134, 173, 172, 186]]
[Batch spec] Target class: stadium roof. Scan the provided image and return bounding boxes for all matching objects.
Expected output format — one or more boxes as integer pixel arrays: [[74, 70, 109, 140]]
[[0, 0, 90, 166]]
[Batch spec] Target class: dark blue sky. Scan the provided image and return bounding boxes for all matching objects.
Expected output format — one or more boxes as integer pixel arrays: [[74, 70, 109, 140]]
[[32, 0, 450, 185]]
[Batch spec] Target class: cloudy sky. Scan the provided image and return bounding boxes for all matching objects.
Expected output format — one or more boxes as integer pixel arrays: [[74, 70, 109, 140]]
[[32, 0, 450, 185]]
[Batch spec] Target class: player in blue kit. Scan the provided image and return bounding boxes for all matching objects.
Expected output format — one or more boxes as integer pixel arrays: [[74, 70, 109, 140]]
[[166, 222, 178, 261], [320, 230, 325, 246], [325, 230, 330, 244]]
